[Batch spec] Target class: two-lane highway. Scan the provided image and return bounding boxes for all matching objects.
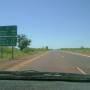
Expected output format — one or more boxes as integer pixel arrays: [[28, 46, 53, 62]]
[[6, 50, 90, 74]]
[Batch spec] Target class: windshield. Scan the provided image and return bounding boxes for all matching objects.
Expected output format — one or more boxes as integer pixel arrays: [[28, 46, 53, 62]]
[[0, 0, 90, 78]]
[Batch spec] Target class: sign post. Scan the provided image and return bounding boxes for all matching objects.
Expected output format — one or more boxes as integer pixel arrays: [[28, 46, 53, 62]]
[[0, 46, 3, 58], [12, 46, 14, 59], [0, 25, 17, 59]]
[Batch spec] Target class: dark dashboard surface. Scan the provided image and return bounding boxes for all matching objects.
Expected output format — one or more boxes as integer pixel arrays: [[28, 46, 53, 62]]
[[0, 80, 90, 90]]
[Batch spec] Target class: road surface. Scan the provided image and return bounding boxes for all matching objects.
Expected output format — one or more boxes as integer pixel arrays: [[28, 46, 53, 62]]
[[5, 50, 90, 74]]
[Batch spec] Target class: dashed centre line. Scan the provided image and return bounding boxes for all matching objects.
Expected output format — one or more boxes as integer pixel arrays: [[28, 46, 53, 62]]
[[76, 66, 87, 75], [62, 56, 64, 58]]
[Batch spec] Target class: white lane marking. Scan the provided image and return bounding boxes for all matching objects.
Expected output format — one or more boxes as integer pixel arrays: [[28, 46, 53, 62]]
[[6, 51, 49, 71], [61, 55, 64, 58], [76, 66, 87, 75], [62, 51, 90, 58]]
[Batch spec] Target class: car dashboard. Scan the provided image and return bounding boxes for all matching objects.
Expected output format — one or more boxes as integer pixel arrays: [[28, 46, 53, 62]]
[[0, 71, 90, 90], [0, 80, 90, 90]]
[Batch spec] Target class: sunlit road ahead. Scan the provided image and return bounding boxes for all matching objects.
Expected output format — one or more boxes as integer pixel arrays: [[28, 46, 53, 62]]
[[7, 50, 90, 74]]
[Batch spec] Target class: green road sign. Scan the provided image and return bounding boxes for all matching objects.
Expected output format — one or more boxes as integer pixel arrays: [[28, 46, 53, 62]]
[[0, 25, 17, 36], [0, 37, 17, 46], [0, 25, 17, 59], [0, 25, 17, 46]]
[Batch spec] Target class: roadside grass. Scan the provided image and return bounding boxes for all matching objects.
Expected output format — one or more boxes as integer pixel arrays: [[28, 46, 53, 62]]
[[61, 48, 90, 55], [0, 47, 48, 61]]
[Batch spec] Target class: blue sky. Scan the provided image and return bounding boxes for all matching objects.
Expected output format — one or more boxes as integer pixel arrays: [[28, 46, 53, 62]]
[[0, 0, 90, 49]]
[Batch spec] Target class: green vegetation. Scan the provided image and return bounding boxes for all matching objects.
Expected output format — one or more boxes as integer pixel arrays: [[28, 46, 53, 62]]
[[0, 34, 49, 61], [0, 47, 48, 61], [61, 48, 90, 55]]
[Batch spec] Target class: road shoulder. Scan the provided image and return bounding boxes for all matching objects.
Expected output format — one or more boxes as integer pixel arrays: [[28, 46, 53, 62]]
[[62, 51, 90, 57], [0, 51, 49, 71]]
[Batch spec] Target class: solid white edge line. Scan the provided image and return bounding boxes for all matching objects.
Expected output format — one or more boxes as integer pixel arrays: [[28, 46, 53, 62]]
[[76, 66, 87, 75], [62, 51, 90, 58]]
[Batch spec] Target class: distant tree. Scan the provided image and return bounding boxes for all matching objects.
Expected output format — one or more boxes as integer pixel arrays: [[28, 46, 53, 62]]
[[17, 34, 31, 50], [46, 46, 48, 50], [81, 46, 84, 49]]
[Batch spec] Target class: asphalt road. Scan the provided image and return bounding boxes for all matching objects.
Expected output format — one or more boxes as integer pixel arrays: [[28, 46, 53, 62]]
[[7, 50, 90, 74]]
